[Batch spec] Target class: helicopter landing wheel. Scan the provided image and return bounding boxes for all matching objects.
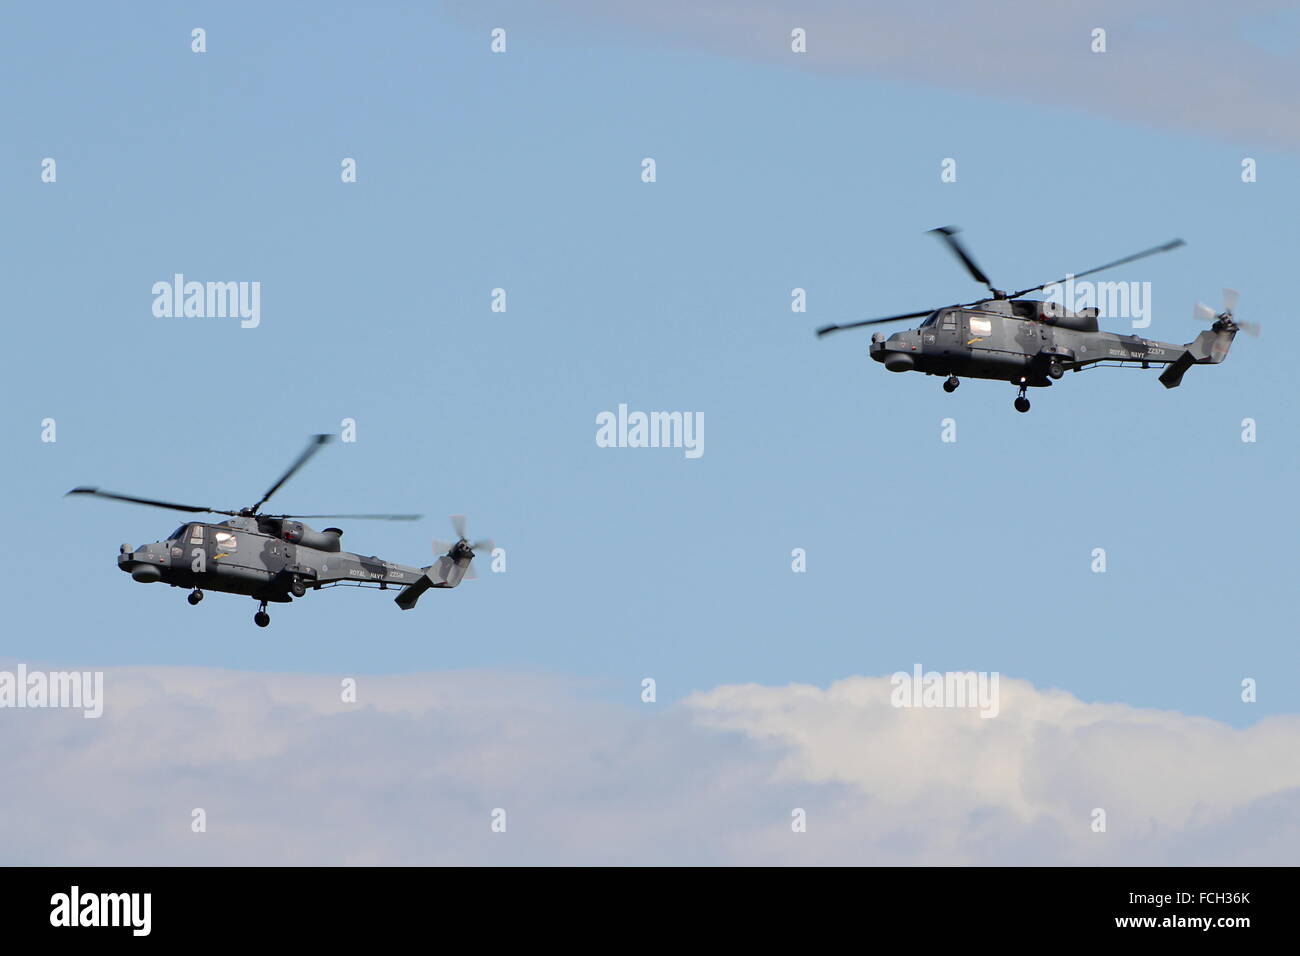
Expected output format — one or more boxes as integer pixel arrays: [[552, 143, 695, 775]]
[[290, 578, 306, 598], [254, 601, 270, 628], [187, 590, 203, 606], [1014, 396, 1031, 413], [1047, 361, 1064, 380], [943, 375, 959, 393]]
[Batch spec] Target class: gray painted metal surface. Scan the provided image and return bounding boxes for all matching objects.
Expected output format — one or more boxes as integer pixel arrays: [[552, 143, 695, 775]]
[[71, 434, 481, 624]]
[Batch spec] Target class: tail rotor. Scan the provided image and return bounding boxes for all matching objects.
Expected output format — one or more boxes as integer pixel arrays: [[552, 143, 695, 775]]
[[434, 515, 495, 580], [1192, 288, 1258, 337]]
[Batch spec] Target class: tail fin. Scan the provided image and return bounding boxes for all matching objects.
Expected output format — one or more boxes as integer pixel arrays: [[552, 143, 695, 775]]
[[1186, 327, 1236, 365], [1159, 327, 1236, 389], [394, 553, 472, 610]]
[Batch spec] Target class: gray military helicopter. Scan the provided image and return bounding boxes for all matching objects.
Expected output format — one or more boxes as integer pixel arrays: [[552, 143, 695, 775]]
[[816, 227, 1255, 411], [67, 435, 491, 626]]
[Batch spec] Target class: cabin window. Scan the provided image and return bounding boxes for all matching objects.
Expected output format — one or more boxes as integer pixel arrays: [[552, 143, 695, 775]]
[[188, 525, 204, 545], [213, 531, 238, 553], [969, 318, 993, 336]]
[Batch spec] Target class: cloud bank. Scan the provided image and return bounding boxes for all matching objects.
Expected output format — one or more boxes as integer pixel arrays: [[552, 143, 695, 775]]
[[2, 664, 1297, 865]]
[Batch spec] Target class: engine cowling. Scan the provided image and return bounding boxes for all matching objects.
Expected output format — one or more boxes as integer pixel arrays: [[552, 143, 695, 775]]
[[278, 520, 343, 552], [1038, 301, 1099, 332]]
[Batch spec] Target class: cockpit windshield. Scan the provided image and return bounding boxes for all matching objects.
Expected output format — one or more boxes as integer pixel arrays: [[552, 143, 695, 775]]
[[169, 525, 188, 541], [919, 310, 942, 328]]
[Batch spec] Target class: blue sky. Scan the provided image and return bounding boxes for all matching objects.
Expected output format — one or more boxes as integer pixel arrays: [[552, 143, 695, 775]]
[[3, 0, 1296, 742]]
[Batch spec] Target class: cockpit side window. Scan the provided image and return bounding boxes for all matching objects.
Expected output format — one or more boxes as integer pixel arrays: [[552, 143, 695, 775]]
[[189, 525, 205, 545]]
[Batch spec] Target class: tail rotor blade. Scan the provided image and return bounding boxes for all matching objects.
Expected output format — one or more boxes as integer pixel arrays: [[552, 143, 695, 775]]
[[1193, 293, 1255, 336]]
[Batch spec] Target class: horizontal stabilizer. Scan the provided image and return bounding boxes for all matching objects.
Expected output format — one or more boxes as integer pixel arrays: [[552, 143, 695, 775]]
[[1159, 351, 1195, 389], [394, 574, 433, 611]]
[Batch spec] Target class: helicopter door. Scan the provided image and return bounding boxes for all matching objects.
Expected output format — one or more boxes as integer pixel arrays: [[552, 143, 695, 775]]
[[935, 310, 962, 355], [211, 529, 236, 561], [966, 315, 994, 348]]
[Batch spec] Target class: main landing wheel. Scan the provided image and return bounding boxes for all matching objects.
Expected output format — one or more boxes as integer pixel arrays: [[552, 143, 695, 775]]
[[943, 375, 959, 393], [187, 590, 203, 606], [1014, 396, 1031, 413], [290, 578, 306, 598], [254, 610, 270, 628], [1047, 361, 1065, 380]]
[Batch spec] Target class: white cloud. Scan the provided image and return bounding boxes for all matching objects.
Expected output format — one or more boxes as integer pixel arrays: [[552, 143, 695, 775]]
[[490, 0, 1300, 150], [0, 665, 1296, 864], [689, 676, 1300, 864]]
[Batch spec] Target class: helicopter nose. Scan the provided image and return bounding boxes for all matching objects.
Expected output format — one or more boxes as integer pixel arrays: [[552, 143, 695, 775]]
[[870, 331, 917, 370], [118, 545, 165, 581]]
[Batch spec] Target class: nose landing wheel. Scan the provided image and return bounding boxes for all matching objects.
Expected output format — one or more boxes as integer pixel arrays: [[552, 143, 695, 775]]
[[254, 601, 270, 628], [943, 375, 959, 393]]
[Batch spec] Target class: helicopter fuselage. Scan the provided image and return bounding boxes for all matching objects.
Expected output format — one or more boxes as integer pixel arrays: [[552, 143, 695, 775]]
[[817, 227, 1242, 411], [71, 432, 480, 625], [117, 517, 428, 603], [869, 300, 1228, 387]]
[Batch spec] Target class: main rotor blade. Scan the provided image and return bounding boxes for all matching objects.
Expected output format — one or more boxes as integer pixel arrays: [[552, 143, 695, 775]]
[[930, 226, 997, 294], [65, 487, 236, 515], [249, 434, 331, 513], [1009, 239, 1185, 299], [816, 310, 933, 337], [274, 513, 422, 521]]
